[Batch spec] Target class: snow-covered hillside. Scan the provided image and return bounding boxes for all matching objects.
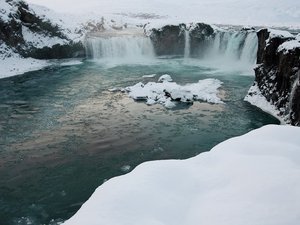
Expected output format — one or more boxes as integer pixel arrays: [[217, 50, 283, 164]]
[[27, 0, 300, 28], [0, 0, 86, 78], [63, 125, 300, 225]]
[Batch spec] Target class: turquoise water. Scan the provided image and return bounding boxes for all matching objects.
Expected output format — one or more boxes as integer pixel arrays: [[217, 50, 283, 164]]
[[0, 58, 279, 225]]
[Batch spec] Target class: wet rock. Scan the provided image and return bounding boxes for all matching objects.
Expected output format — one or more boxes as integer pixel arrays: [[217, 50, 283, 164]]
[[150, 24, 186, 56], [149, 23, 215, 57], [25, 42, 86, 59], [252, 28, 300, 125], [189, 23, 214, 57]]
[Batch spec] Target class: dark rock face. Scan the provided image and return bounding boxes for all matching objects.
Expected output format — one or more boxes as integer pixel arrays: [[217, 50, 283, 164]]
[[149, 23, 215, 56], [0, 0, 85, 59], [254, 29, 300, 125], [290, 71, 300, 125], [150, 24, 186, 56], [25, 42, 86, 59], [189, 23, 214, 57]]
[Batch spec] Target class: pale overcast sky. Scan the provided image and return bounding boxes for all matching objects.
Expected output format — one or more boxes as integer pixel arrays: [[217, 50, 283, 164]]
[[25, 0, 300, 27]]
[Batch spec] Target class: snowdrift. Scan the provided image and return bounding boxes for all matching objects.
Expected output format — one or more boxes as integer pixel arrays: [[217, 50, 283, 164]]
[[63, 125, 300, 225]]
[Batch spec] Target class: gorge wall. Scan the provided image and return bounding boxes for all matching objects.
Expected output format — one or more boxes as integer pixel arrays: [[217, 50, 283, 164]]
[[2, 1, 300, 126], [247, 29, 300, 125], [149, 23, 258, 65]]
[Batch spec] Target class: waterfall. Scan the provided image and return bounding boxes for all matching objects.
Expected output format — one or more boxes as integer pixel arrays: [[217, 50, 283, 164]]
[[240, 32, 258, 64], [184, 30, 191, 58], [86, 35, 155, 61], [206, 31, 258, 67], [224, 32, 246, 60]]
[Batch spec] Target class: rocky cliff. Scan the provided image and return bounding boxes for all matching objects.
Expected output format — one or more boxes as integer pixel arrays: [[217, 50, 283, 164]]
[[0, 0, 85, 59], [149, 23, 215, 56], [246, 29, 300, 125]]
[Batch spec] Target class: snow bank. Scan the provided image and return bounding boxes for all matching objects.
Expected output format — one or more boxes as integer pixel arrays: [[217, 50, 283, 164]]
[[0, 43, 49, 79], [63, 124, 300, 225], [115, 75, 223, 108], [277, 35, 300, 54], [244, 82, 285, 124], [268, 29, 295, 39], [0, 56, 49, 79]]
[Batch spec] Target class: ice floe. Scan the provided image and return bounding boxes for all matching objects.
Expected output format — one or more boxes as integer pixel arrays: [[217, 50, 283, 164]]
[[111, 75, 223, 108]]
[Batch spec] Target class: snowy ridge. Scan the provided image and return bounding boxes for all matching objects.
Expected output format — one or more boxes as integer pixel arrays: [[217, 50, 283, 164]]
[[266, 29, 300, 54], [28, 4, 85, 42], [63, 124, 300, 225], [277, 33, 300, 54], [268, 29, 295, 39], [22, 26, 68, 48]]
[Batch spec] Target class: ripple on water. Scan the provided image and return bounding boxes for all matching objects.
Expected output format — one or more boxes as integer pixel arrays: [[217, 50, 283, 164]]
[[0, 59, 279, 225]]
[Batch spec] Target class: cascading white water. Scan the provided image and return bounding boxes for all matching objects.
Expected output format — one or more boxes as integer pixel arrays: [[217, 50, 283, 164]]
[[224, 32, 247, 60], [85, 28, 258, 71], [184, 30, 191, 58], [240, 32, 259, 64], [86, 35, 155, 61], [207, 31, 258, 67]]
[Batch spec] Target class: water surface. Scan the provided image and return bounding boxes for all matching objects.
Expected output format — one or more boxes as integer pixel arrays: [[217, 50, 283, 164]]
[[0, 59, 279, 225]]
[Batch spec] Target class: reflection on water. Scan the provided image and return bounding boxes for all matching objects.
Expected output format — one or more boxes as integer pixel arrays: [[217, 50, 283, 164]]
[[0, 59, 279, 225]]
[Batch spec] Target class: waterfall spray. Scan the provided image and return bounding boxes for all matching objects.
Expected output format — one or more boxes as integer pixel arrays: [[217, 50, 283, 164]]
[[184, 29, 191, 58], [86, 34, 155, 61]]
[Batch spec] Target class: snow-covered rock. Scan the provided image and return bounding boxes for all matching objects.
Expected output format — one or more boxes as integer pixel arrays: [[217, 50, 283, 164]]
[[248, 28, 300, 125], [277, 39, 300, 54], [118, 76, 223, 108], [158, 74, 173, 82], [244, 82, 285, 124], [62, 124, 300, 225], [0, 0, 86, 78]]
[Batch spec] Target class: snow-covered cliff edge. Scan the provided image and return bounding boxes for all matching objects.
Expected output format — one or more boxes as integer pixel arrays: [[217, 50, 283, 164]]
[[245, 29, 300, 125], [62, 125, 300, 225]]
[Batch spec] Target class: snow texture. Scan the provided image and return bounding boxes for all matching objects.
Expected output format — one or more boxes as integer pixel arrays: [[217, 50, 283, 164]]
[[22, 26, 68, 48], [158, 74, 173, 82], [63, 124, 300, 225], [0, 0, 85, 78], [277, 33, 300, 54], [244, 82, 285, 124], [142, 74, 156, 78], [265, 29, 296, 52], [117, 75, 223, 108], [0, 42, 49, 78], [268, 29, 295, 39]]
